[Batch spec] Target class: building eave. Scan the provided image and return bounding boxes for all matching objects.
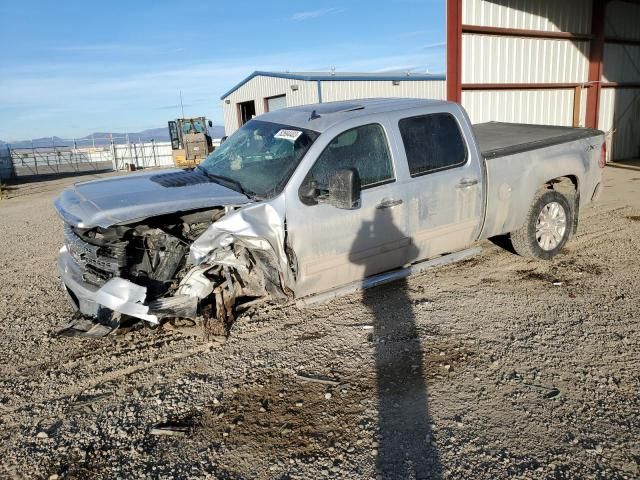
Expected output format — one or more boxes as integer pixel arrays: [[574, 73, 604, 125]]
[[220, 71, 447, 100]]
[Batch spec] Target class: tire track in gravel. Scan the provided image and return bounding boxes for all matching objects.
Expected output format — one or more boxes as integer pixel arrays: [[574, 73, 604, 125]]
[[0, 306, 317, 417], [0, 341, 217, 417], [0, 331, 192, 385]]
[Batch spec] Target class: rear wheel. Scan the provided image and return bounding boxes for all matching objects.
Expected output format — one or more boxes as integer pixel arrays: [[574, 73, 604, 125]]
[[510, 189, 573, 260]]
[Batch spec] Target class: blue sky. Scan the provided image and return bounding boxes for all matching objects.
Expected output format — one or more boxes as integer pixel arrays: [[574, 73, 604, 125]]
[[0, 0, 445, 141]]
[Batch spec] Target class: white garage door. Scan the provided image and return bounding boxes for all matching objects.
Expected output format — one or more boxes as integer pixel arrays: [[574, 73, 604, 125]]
[[266, 95, 287, 111]]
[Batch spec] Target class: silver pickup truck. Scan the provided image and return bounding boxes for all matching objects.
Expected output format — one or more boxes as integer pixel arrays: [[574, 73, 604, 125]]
[[54, 98, 605, 333]]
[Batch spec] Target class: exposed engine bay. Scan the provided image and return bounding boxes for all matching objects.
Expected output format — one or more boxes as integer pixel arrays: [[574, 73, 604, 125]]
[[60, 204, 289, 337]]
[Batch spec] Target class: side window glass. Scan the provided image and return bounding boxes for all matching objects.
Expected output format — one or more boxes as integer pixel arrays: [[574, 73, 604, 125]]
[[399, 113, 467, 177], [306, 124, 394, 190]]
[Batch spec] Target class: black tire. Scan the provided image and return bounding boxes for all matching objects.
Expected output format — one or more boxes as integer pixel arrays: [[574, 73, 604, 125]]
[[510, 189, 574, 260]]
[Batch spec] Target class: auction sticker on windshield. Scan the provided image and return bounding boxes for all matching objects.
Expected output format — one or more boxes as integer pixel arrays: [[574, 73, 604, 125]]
[[274, 129, 303, 142]]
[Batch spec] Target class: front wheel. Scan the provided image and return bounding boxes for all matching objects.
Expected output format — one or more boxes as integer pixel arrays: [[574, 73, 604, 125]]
[[510, 189, 574, 260]]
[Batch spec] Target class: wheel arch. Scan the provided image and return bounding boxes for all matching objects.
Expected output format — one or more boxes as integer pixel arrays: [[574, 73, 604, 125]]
[[541, 175, 580, 235]]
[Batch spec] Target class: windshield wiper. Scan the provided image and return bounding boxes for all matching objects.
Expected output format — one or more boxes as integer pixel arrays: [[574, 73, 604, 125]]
[[196, 166, 255, 198]]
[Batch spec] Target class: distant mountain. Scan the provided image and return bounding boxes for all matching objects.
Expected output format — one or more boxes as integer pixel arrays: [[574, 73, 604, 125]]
[[2, 125, 226, 149]]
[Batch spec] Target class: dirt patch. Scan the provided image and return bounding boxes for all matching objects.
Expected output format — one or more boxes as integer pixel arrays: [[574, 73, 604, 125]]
[[295, 332, 328, 342], [421, 341, 478, 380], [515, 257, 605, 287], [191, 376, 372, 459], [556, 259, 604, 276], [480, 277, 499, 284], [517, 270, 562, 284]]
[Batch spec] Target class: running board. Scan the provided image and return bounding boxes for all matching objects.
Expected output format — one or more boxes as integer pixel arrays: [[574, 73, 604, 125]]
[[297, 247, 481, 307]]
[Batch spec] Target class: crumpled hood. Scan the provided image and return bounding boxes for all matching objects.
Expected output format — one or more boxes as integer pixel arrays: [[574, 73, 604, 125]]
[[53, 169, 251, 228]]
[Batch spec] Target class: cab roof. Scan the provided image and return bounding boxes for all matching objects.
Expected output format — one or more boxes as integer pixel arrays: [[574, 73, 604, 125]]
[[257, 98, 451, 133]]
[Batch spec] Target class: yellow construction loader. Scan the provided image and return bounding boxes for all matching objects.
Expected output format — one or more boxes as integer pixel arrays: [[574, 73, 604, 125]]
[[168, 117, 214, 168]]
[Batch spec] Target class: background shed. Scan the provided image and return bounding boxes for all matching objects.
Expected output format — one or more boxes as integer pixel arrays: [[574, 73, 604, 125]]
[[220, 72, 446, 134]]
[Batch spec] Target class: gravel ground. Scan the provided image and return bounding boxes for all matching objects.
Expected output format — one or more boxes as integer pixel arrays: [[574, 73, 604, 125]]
[[0, 165, 639, 480]]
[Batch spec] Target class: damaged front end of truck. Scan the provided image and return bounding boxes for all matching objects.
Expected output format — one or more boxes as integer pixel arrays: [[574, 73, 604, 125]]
[[55, 176, 294, 338], [54, 119, 320, 337]]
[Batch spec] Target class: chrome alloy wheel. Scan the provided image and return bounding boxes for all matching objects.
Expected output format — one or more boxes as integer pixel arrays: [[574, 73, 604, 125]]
[[535, 201, 567, 251]]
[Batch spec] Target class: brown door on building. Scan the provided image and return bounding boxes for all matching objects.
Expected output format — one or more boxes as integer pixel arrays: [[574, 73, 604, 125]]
[[238, 100, 256, 126]]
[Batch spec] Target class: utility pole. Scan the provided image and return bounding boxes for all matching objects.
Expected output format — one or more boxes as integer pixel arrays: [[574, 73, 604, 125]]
[[32, 139, 38, 175], [151, 138, 157, 167], [110, 133, 117, 171]]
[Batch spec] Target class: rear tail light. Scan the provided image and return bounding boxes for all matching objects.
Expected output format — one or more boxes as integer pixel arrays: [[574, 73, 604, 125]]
[[599, 141, 607, 168]]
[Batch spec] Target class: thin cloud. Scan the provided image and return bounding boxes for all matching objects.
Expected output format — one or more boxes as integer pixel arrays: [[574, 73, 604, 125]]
[[155, 103, 195, 110], [290, 8, 344, 21], [423, 41, 446, 49], [50, 43, 149, 53], [391, 30, 430, 39], [372, 66, 426, 73]]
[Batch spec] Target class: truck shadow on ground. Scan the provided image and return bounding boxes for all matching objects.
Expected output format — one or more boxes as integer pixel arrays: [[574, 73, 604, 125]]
[[350, 208, 442, 479]]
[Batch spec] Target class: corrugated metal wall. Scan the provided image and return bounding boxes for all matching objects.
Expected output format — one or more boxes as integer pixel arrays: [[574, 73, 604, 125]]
[[605, 0, 640, 40], [461, 0, 640, 160], [462, 89, 578, 126], [319, 80, 446, 103], [599, 89, 640, 160], [461, 35, 589, 84], [222, 76, 318, 134], [462, 0, 591, 33], [603, 43, 640, 83], [461, 0, 590, 128], [600, 0, 640, 160]]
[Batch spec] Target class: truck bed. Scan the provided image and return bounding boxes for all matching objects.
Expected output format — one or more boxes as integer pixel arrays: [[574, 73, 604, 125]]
[[473, 122, 601, 159]]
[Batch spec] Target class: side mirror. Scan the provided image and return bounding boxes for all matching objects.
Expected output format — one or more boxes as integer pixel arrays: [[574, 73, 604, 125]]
[[329, 168, 361, 209], [299, 179, 320, 206], [208, 120, 213, 127]]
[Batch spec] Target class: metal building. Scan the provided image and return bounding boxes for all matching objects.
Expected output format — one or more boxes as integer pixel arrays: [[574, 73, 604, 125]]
[[220, 71, 446, 134], [448, 0, 640, 161]]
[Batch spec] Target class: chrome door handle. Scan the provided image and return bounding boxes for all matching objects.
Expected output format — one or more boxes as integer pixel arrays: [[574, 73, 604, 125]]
[[457, 178, 479, 188], [376, 198, 403, 209]]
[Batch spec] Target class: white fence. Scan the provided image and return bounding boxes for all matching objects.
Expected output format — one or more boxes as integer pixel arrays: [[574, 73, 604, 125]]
[[0, 145, 12, 181], [0, 140, 176, 181], [111, 141, 174, 170]]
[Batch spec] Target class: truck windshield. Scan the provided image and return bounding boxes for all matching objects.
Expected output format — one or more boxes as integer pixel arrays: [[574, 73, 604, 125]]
[[198, 120, 319, 199]]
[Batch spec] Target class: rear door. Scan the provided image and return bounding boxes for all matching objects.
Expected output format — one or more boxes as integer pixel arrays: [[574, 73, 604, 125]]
[[395, 111, 484, 259]]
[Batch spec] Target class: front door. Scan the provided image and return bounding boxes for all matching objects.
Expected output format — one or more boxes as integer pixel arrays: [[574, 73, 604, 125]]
[[286, 123, 411, 298]]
